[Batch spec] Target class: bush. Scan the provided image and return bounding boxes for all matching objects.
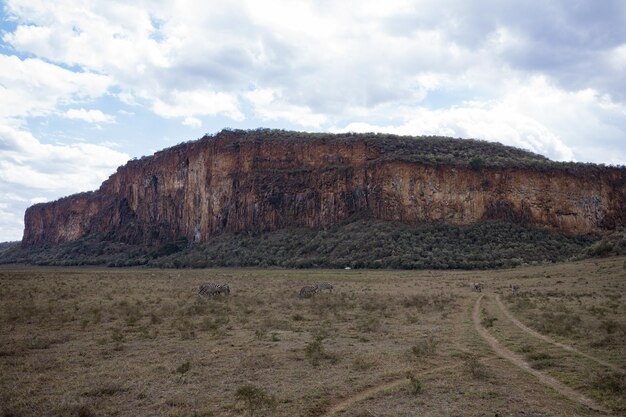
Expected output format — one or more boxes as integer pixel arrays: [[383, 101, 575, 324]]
[[83, 382, 127, 397], [176, 360, 190, 374], [305, 334, 335, 366], [526, 352, 556, 369], [234, 384, 276, 417], [481, 316, 497, 328], [590, 371, 626, 410], [464, 354, 487, 379], [585, 239, 613, 257], [516, 343, 534, 353], [110, 327, 124, 344], [406, 372, 422, 394], [357, 316, 380, 333], [536, 312, 581, 336], [410, 333, 438, 357], [469, 157, 484, 171], [591, 372, 626, 395], [176, 318, 196, 340], [600, 319, 618, 334], [305, 335, 325, 366]]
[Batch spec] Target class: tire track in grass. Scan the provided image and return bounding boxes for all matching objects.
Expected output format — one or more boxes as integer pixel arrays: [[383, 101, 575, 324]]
[[474, 295, 611, 415], [495, 294, 624, 374], [322, 363, 460, 417], [323, 294, 484, 416]]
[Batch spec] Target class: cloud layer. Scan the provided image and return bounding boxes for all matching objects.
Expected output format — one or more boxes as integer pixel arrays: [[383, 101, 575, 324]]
[[0, 125, 128, 240], [1, 0, 625, 240]]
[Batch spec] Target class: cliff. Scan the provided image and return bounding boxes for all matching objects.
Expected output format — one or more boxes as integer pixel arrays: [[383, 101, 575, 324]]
[[22, 129, 626, 248]]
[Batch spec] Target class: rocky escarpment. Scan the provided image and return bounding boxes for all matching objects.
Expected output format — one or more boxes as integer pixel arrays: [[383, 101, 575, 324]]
[[22, 129, 626, 248]]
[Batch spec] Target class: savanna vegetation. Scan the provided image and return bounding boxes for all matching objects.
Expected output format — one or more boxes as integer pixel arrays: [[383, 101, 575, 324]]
[[0, 241, 18, 253], [1, 256, 624, 416], [0, 219, 601, 269]]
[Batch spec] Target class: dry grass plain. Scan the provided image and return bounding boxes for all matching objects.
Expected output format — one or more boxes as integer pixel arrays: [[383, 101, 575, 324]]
[[1, 256, 624, 417]]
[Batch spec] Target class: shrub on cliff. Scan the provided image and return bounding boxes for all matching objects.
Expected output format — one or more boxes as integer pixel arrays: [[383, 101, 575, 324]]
[[204, 129, 621, 173], [469, 157, 485, 171]]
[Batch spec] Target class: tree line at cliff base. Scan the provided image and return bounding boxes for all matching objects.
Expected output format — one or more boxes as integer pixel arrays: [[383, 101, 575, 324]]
[[2, 218, 624, 269]]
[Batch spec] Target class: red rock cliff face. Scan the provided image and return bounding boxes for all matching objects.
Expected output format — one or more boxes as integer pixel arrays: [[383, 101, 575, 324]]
[[22, 131, 626, 247]]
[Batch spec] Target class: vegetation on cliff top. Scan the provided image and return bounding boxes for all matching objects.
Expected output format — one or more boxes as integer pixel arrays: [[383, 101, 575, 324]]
[[142, 128, 624, 173], [0, 219, 607, 269]]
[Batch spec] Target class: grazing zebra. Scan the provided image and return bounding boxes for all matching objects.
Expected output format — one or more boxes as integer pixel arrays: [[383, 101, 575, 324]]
[[470, 282, 483, 292], [299, 285, 318, 299], [198, 283, 230, 297], [316, 282, 333, 293], [511, 284, 520, 296], [218, 284, 230, 296]]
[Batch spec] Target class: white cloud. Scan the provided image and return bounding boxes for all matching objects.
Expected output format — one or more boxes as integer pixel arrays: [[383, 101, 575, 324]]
[[2, 0, 472, 124], [0, 124, 129, 191], [64, 108, 116, 123], [333, 77, 626, 164], [608, 44, 626, 72], [0, 55, 111, 120], [4, 0, 624, 143], [152, 89, 244, 121], [2, 2, 624, 165], [0, 124, 129, 240], [182, 116, 202, 128], [3, 0, 168, 75], [0, 201, 25, 242], [245, 88, 327, 128], [99, 140, 121, 148]]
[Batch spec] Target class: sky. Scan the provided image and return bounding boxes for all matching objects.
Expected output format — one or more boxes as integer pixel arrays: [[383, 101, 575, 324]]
[[1, 0, 625, 241]]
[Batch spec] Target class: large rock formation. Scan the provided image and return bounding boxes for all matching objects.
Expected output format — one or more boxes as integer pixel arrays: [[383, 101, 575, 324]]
[[22, 129, 626, 247]]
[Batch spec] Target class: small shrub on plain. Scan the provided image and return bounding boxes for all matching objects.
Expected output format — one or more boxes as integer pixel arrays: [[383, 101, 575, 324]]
[[234, 384, 276, 417]]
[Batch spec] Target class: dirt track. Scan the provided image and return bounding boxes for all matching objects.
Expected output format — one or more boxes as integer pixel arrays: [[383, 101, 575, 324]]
[[473, 294, 610, 415], [321, 363, 460, 416], [321, 291, 471, 416], [323, 292, 613, 417], [494, 295, 624, 374]]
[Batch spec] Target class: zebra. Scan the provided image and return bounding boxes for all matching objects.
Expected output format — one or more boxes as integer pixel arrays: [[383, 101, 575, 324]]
[[198, 283, 230, 297], [470, 282, 483, 292], [315, 282, 333, 293], [299, 285, 318, 299], [511, 284, 520, 296], [199, 283, 222, 297], [217, 284, 230, 296]]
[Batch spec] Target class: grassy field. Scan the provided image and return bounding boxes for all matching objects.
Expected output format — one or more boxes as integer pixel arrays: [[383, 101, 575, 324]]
[[1, 257, 624, 416]]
